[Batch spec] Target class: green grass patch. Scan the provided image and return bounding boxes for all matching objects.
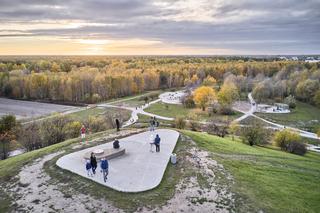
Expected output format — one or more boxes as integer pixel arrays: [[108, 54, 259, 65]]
[[182, 130, 320, 213], [145, 102, 242, 122]]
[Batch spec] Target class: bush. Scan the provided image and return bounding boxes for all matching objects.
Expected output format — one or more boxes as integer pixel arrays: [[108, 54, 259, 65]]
[[64, 121, 82, 138], [287, 141, 307, 155], [273, 129, 306, 155], [188, 120, 199, 131], [240, 122, 270, 146], [175, 117, 186, 129], [87, 116, 107, 132], [284, 95, 296, 109], [40, 116, 70, 146], [206, 120, 229, 137], [273, 129, 301, 150], [20, 122, 42, 151], [182, 95, 195, 108]]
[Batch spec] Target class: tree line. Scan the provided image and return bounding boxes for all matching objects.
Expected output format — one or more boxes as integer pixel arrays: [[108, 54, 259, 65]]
[[1, 56, 317, 104]]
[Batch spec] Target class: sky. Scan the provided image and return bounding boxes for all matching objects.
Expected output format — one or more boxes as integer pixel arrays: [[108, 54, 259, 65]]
[[0, 0, 319, 55]]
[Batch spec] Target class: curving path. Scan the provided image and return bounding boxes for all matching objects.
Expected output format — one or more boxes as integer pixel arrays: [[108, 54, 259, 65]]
[[233, 93, 320, 140]]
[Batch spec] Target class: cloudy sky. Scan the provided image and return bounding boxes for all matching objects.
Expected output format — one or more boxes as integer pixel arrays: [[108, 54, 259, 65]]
[[0, 0, 319, 55]]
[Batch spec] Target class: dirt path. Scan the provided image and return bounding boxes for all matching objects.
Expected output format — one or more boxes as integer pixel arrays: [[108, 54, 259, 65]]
[[142, 135, 235, 213], [8, 152, 122, 213]]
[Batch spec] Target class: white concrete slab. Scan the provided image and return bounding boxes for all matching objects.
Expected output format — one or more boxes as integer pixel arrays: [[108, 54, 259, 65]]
[[56, 129, 180, 192]]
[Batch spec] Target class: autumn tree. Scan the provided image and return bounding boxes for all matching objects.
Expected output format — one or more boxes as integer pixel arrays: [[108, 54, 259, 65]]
[[193, 86, 216, 111], [202, 76, 217, 86], [0, 115, 18, 159], [229, 121, 240, 141], [218, 82, 239, 108]]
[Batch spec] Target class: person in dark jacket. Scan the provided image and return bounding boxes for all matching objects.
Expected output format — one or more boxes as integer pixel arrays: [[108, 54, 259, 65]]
[[154, 134, 161, 152], [86, 160, 93, 176], [100, 158, 109, 182], [90, 153, 97, 175], [115, 119, 120, 131], [113, 139, 120, 149]]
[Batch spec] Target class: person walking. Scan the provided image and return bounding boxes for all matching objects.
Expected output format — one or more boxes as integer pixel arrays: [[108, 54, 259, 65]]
[[154, 134, 161, 152], [86, 160, 93, 176], [149, 117, 154, 131], [80, 125, 86, 144], [115, 119, 120, 131], [90, 153, 97, 175], [100, 158, 109, 182]]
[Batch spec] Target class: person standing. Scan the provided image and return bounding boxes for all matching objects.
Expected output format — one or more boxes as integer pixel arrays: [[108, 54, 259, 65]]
[[115, 119, 120, 131], [90, 153, 97, 175], [86, 160, 93, 176], [100, 158, 109, 182], [154, 134, 161, 152], [80, 125, 86, 144]]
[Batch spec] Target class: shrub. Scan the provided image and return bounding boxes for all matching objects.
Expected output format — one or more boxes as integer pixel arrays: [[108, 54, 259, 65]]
[[240, 122, 270, 146], [273, 129, 301, 150], [287, 141, 307, 155], [64, 121, 82, 138], [188, 120, 199, 131], [40, 116, 70, 146], [284, 95, 296, 109], [20, 122, 42, 151], [87, 116, 107, 132], [206, 120, 229, 137], [182, 94, 196, 108], [175, 117, 186, 129], [273, 129, 306, 155]]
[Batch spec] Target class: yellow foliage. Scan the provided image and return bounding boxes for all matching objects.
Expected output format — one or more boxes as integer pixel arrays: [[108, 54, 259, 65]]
[[193, 86, 216, 111]]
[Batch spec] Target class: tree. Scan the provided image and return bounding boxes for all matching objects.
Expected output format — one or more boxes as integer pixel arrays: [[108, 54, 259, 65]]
[[218, 82, 239, 108], [0, 115, 18, 159], [20, 122, 42, 151], [229, 121, 240, 141], [273, 129, 301, 150], [240, 121, 269, 146], [313, 90, 320, 108], [284, 95, 296, 109], [273, 129, 306, 155], [202, 76, 217, 86], [193, 86, 216, 111]]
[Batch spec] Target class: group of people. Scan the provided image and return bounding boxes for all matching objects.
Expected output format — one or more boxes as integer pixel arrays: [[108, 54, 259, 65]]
[[149, 116, 159, 131], [85, 153, 109, 182]]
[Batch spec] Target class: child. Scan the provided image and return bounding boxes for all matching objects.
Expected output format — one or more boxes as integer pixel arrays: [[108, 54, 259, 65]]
[[100, 158, 109, 182], [86, 160, 93, 176]]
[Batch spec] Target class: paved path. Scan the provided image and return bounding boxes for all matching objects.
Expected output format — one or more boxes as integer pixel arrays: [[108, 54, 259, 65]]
[[56, 129, 180, 192], [233, 93, 320, 140]]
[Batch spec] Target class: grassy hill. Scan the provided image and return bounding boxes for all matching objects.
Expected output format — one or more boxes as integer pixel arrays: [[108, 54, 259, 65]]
[[183, 130, 320, 213]]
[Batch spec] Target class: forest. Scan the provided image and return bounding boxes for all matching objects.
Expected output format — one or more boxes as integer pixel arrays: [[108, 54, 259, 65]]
[[1, 56, 319, 108]]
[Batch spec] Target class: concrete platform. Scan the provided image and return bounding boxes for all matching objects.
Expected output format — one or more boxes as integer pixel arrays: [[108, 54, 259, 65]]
[[56, 129, 180, 192]]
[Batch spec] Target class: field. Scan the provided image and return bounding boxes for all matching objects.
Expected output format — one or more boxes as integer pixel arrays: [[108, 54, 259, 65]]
[[183, 130, 320, 213], [144, 102, 243, 122], [0, 98, 77, 120], [255, 101, 320, 133]]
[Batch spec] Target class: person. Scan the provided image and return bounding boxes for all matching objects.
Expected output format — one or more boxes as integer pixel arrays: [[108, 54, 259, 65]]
[[113, 139, 120, 149], [149, 117, 154, 131], [86, 160, 93, 176], [115, 119, 120, 131], [100, 158, 109, 182], [154, 134, 161, 152], [90, 153, 97, 175], [80, 125, 86, 144], [153, 117, 157, 130]]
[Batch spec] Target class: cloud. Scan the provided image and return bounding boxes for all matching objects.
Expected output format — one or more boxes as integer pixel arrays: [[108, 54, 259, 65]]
[[0, 0, 319, 54]]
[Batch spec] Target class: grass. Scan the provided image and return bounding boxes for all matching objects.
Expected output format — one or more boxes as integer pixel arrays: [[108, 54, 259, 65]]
[[255, 101, 320, 133], [145, 102, 242, 122], [182, 130, 320, 213], [68, 107, 130, 122]]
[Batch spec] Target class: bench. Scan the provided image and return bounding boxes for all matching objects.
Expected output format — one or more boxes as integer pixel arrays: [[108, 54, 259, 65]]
[[84, 148, 125, 161]]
